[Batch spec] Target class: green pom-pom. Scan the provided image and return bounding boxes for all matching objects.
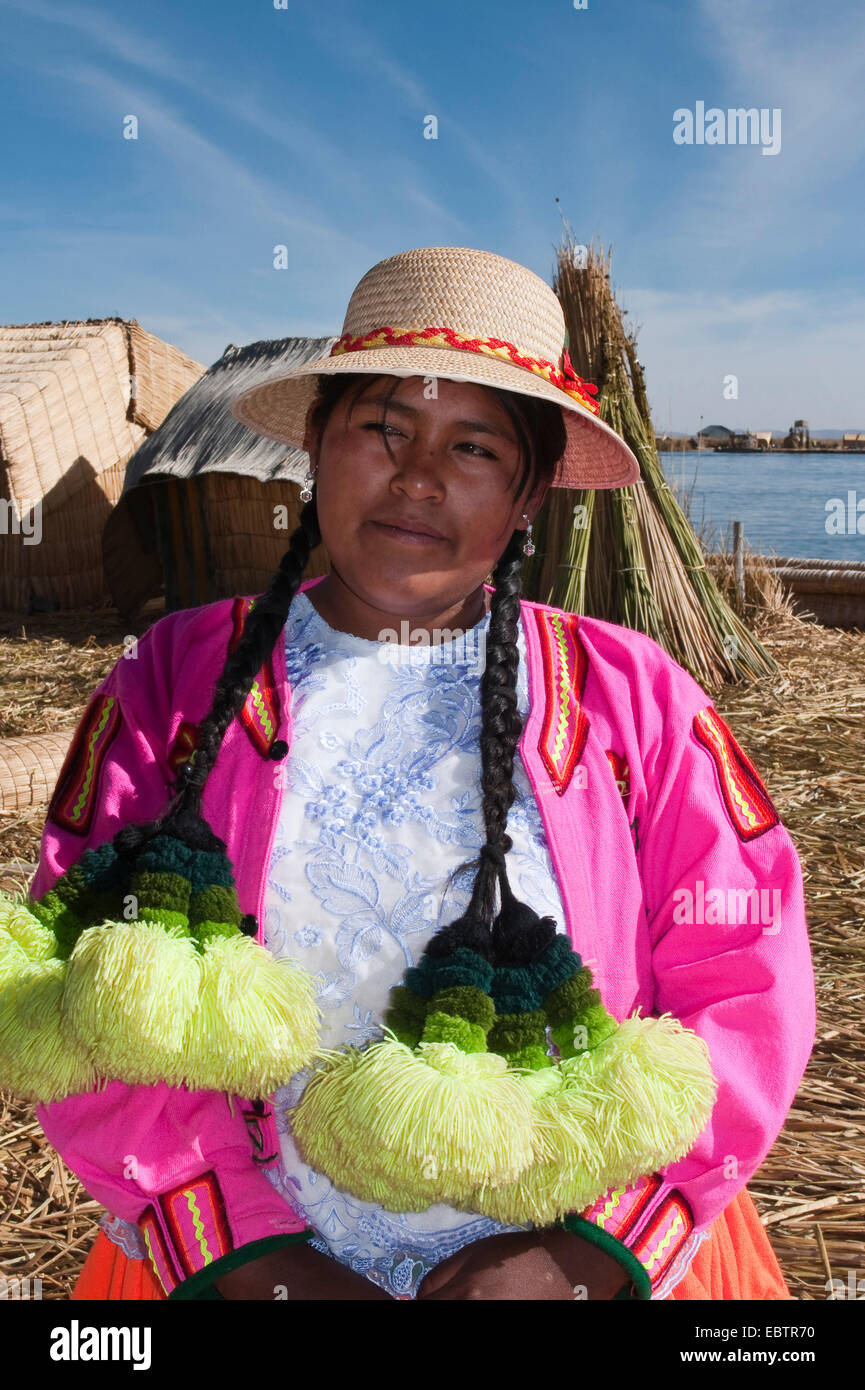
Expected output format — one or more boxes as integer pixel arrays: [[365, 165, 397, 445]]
[[429, 986, 495, 1032], [194, 919, 240, 946], [472, 1014, 718, 1226], [502, 1044, 552, 1071], [188, 850, 235, 894], [488, 1011, 547, 1055], [491, 966, 543, 1014], [50, 864, 89, 908], [530, 935, 581, 996], [0, 957, 95, 1102], [544, 968, 594, 1025], [421, 1011, 487, 1052], [183, 935, 321, 1095], [290, 1038, 535, 1210], [579, 1003, 619, 1050], [131, 870, 191, 915], [137, 908, 191, 935], [384, 985, 428, 1045], [1, 896, 58, 962], [189, 885, 241, 929], [63, 921, 201, 1083]]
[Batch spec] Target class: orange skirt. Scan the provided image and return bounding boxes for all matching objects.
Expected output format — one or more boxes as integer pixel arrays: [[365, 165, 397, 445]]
[[72, 1187, 790, 1301]]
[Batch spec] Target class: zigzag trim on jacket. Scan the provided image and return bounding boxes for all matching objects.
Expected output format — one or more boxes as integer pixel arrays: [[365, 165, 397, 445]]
[[577, 1173, 696, 1296]]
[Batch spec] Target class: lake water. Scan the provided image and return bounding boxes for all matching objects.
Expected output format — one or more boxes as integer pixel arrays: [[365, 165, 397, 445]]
[[659, 451, 865, 561]]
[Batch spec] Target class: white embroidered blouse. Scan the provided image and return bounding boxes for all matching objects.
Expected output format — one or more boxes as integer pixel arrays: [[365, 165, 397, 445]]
[[263, 589, 571, 1299]]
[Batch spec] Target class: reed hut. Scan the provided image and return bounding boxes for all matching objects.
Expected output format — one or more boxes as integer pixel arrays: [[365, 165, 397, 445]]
[[0, 319, 204, 611], [102, 337, 334, 616]]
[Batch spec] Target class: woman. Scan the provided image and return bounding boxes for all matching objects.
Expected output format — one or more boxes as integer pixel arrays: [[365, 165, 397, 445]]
[[27, 247, 815, 1300]]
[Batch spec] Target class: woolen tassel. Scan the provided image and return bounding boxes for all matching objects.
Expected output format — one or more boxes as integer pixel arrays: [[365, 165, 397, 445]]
[[289, 1035, 537, 1210], [62, 921, 202, 1084], [182, 935, 321, 1096], [0, 894, 57, 962], [470, 1013, 718, 1226], [0, 955, 96, 1101], [0, 896, 94, 1099]]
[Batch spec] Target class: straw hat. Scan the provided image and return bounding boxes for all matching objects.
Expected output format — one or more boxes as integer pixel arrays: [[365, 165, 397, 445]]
[[230, 246, 640, 490]]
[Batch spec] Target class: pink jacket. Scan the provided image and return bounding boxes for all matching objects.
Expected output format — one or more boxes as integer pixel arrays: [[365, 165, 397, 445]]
[[33, 576, 815, 1298]]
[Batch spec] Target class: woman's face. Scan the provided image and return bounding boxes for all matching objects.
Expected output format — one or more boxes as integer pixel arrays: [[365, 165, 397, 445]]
[[304, 374, 551, 627]]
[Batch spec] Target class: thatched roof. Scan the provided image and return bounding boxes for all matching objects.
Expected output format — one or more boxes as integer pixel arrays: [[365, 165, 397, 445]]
[[120, 335, 337, 491], [0, 319, 204, 611], [0, 319, 204, 507], [102, 336, 337, 616]]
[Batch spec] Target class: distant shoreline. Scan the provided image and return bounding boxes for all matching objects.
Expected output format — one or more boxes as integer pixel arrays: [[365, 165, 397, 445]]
[[656, 439, 865, 454]]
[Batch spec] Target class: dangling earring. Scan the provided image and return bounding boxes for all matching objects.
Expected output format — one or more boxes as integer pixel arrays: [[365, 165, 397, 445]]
[[299, 466, 316, 503], [521, 512, 535, 556]]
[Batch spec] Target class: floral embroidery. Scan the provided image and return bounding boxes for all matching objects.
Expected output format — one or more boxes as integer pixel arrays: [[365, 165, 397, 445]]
[[266, 590, 568, 1296]]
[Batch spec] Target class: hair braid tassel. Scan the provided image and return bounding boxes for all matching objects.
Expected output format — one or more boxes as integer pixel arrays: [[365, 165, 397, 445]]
[[0, 500, 326, 1102], [290, 533, 718, 1221]]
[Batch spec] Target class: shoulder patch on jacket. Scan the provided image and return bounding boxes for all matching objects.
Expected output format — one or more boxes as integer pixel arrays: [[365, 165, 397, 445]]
[[532, 608, 589, 796], [228, 597, 281, 757], [47, 691, 122, 836], [693, 706, 780, 842]]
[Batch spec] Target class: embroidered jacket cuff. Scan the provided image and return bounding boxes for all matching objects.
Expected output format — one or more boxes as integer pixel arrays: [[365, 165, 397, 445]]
[[569, 1172, 696, 1299], [136, 1163, 308, 1298], [167, 1231, 314, 1301]]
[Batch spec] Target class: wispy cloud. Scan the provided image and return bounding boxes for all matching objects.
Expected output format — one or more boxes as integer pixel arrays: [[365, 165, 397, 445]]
[[627, 285, 865, 430], [663, 0, 865, 266]]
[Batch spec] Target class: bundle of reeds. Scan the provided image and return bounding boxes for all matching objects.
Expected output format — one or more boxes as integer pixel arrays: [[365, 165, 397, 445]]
[[523, 232, 775, 686]]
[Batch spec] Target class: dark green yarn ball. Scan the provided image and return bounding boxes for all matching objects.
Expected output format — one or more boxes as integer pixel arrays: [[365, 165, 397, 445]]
[[188, 849, 236, 894], [530, 934, 582, 996], [78, 842, 128, 895], [135, 836, 196, 879], [490, 965, 543, 1014], [407, 946, 494, 998]]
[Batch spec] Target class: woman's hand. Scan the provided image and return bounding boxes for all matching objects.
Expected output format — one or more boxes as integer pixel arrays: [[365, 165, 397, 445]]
[[418, 1228, 629, 1301], [213, 1241, 393, 1300]]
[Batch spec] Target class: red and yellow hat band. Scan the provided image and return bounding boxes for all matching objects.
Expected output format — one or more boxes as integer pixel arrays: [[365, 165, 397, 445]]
[[328, 324, 600, 417]]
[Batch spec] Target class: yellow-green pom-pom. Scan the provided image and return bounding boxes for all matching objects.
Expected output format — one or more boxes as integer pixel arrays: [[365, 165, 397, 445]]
[[0, 958, 96, 1101], [290, 1036, 536, 1210], [0, 895, 59, 962], [471, 1013, 718, 1226], [183, 935, 320, 1096], [63, 920, 201, 1085]]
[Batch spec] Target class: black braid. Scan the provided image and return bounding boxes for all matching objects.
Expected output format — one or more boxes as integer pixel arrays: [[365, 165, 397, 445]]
[[112, 495, 322, 859], [464, 528, 525, 925], [176, 497, 322, 818]]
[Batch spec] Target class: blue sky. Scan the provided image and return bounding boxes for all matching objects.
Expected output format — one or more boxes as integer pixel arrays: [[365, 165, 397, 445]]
[[2, 0, 863, 433]]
